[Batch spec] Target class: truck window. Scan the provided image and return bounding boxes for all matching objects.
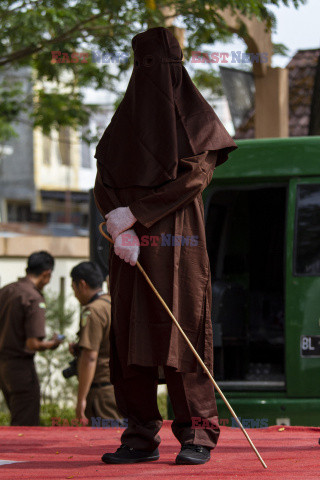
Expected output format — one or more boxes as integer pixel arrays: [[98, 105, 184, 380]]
[[295, 184, 320, 276], [206, 186, 286, 390]]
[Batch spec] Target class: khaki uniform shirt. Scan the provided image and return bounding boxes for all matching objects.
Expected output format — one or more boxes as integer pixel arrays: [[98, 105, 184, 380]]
[[0, 277, 46, 359], [77, 293, 111, 383]]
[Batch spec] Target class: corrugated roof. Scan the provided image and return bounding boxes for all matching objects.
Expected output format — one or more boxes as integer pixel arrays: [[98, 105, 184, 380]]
[[233, 49, 320, 139]]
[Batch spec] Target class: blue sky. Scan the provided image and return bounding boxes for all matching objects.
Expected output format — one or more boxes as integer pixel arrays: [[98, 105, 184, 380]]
[[203, 0, 320, 68], [270, 0, 320, 66]]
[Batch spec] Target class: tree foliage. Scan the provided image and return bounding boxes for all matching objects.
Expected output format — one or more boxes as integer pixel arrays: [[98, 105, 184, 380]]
[[36, 290, 78, 405], [0, 0, 305, 142]]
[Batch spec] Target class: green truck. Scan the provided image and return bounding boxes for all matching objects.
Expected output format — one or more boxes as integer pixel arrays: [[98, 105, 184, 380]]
[[91, 135, 320, 426], [199, 136, 320, 427]]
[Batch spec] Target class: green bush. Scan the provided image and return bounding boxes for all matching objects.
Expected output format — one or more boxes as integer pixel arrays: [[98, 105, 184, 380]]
[[40, 403, 76, 426], [0, 410, 10, 426], [157, 392, 168, 420], [0, 394, 168, 426], [0, 404, 76, 426], [36, 291, 78, 406]]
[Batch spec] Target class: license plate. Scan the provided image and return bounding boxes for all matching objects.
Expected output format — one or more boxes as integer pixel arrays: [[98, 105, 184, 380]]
[[300, 335, 320, 357]]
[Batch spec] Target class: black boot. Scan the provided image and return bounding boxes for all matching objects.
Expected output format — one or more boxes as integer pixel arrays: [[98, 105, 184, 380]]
[[102, 444, 160, 464], [175, 444, 211, 465]]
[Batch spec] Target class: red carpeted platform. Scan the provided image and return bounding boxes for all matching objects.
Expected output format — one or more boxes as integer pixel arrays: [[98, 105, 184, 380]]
[[0, 422, 319, 480]]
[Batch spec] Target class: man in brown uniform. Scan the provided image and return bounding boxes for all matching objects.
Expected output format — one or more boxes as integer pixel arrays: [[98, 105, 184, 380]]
[[93, 27, 237, 464], [70, 262, 121, 425], [0, 251, 62, 426]]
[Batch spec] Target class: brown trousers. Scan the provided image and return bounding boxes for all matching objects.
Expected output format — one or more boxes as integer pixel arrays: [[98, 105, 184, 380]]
[[0, 357, 40, 426], [85, 384, 122, 425], [114, 365, 220, 452]]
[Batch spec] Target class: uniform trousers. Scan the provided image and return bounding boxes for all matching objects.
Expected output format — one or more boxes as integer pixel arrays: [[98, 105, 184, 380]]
[[0, 357, 40, 426], [113, 365, 220, 452], [85, 383, 121, 425]]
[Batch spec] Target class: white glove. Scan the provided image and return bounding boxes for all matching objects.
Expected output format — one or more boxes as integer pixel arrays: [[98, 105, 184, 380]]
[[105, 207, 137, 241], [113, 229, 140, 266]]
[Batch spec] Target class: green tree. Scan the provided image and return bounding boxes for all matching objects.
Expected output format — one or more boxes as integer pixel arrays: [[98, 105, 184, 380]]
[[36, 290, 78, 406], [0, 0, 305, 143]]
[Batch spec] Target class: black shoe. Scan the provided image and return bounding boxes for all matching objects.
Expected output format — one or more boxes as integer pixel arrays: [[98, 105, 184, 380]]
[[175, 444, 211, 465], [101, 444, 160, 464]]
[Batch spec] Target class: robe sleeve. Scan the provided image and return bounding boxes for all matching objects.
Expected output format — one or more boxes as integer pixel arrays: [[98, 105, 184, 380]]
[[93, 170, 123, 218], [128, 150, 218, 228]]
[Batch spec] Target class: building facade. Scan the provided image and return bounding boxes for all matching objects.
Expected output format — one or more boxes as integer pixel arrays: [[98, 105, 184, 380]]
[[0, 68, 114, 230]]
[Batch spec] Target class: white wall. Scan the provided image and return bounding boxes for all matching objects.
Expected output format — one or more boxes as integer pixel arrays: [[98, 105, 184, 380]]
[[0, 256, 93, 338]]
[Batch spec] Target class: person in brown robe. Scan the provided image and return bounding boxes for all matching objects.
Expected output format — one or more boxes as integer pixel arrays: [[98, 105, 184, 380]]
[[93, 26, 237, 465]]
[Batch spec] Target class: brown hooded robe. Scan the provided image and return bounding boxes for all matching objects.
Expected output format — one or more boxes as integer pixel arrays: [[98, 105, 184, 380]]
[[93, 27, 237, 384]]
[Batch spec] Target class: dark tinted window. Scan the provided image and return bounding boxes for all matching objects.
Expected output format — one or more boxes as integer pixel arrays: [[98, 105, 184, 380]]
[[295, 184, 320, 275]]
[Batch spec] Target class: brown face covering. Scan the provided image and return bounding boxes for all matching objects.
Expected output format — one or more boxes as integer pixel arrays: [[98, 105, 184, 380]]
[[95, 27, 237, 188]]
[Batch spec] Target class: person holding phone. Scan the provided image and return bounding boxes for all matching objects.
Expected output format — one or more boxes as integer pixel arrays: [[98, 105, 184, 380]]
[[0, 251, 63, 426]]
